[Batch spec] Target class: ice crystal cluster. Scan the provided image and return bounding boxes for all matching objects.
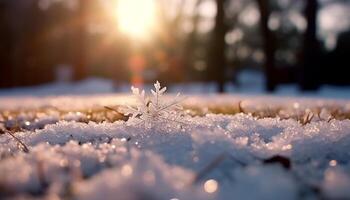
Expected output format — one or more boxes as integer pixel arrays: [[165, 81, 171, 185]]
[[123, 81, 184, 128]]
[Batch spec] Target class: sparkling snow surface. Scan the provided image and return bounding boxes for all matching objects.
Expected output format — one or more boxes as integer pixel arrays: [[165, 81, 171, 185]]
[[1, 95, 350, 200]]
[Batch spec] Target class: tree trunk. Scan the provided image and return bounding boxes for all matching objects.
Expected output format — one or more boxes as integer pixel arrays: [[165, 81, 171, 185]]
[[73, 0, 88, 81], [208, 0, 227, 93], [0, 1, 12, 88], [300, 0, 320, 90], [256, 0, 276, 92]]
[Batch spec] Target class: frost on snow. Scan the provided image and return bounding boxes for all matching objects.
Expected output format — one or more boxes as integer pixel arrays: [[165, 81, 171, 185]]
[[122, 81, 185, 128], [1, 85, 350, 200]]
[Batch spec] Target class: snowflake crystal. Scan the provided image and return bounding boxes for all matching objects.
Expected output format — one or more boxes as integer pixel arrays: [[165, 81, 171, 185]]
[[123, 81, 185, 128]]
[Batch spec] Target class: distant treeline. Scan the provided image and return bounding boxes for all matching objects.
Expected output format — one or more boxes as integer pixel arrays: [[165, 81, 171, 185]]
[[0, 0, 349, 92]]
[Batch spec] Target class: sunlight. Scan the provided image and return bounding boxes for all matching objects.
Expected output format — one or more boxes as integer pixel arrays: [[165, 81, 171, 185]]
[[116, 0, 156, 39]]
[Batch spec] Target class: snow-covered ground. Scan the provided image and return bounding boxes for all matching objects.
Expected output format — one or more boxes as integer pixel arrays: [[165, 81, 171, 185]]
[[1, 79, 350, 200]]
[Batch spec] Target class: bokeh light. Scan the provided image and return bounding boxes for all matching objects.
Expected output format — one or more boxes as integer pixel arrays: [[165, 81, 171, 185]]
[[204, 179, 219, 193]]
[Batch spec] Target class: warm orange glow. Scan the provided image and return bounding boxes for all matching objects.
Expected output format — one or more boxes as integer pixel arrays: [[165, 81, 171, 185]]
[[116, 0, 156, 39], [128, 54, 146, 86]]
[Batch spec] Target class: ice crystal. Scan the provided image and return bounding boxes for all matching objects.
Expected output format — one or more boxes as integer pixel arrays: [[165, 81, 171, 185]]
[[123, 81, 185, 128]]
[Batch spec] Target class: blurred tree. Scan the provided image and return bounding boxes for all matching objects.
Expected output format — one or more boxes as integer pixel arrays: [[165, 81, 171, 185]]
[[256, 0, 276, 91], [11, 0, 54, 86], [183, 0, 203, 81], [152, 0, 195, 83], [73, 0, 89, 81], [299, 0, 321, 90], [322, 30, 350, 85], [0, 0, 12, 88], [208, 0, 228, 93]]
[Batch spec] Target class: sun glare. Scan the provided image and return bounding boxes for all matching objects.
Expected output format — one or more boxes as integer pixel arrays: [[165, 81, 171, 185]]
[[116, 0, 156, 39]]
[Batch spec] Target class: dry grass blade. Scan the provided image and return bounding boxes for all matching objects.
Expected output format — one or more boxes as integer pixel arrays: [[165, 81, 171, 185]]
[[104, 106, 122, 114], [327, 116, 335, 123], [301, 112, 314, 126], [4, 130, 30, 153], [104, 106, 129, 121], [238, 101, 245, 114], [316, 109, 321, 120]]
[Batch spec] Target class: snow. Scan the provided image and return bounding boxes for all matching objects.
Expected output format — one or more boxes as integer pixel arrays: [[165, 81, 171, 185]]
[[2, 71, 350, 99], [322, 166, 350, 199], [230, 165, 298, 200], [1, 80, 350, 199], [1, 109, 350, 199]]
